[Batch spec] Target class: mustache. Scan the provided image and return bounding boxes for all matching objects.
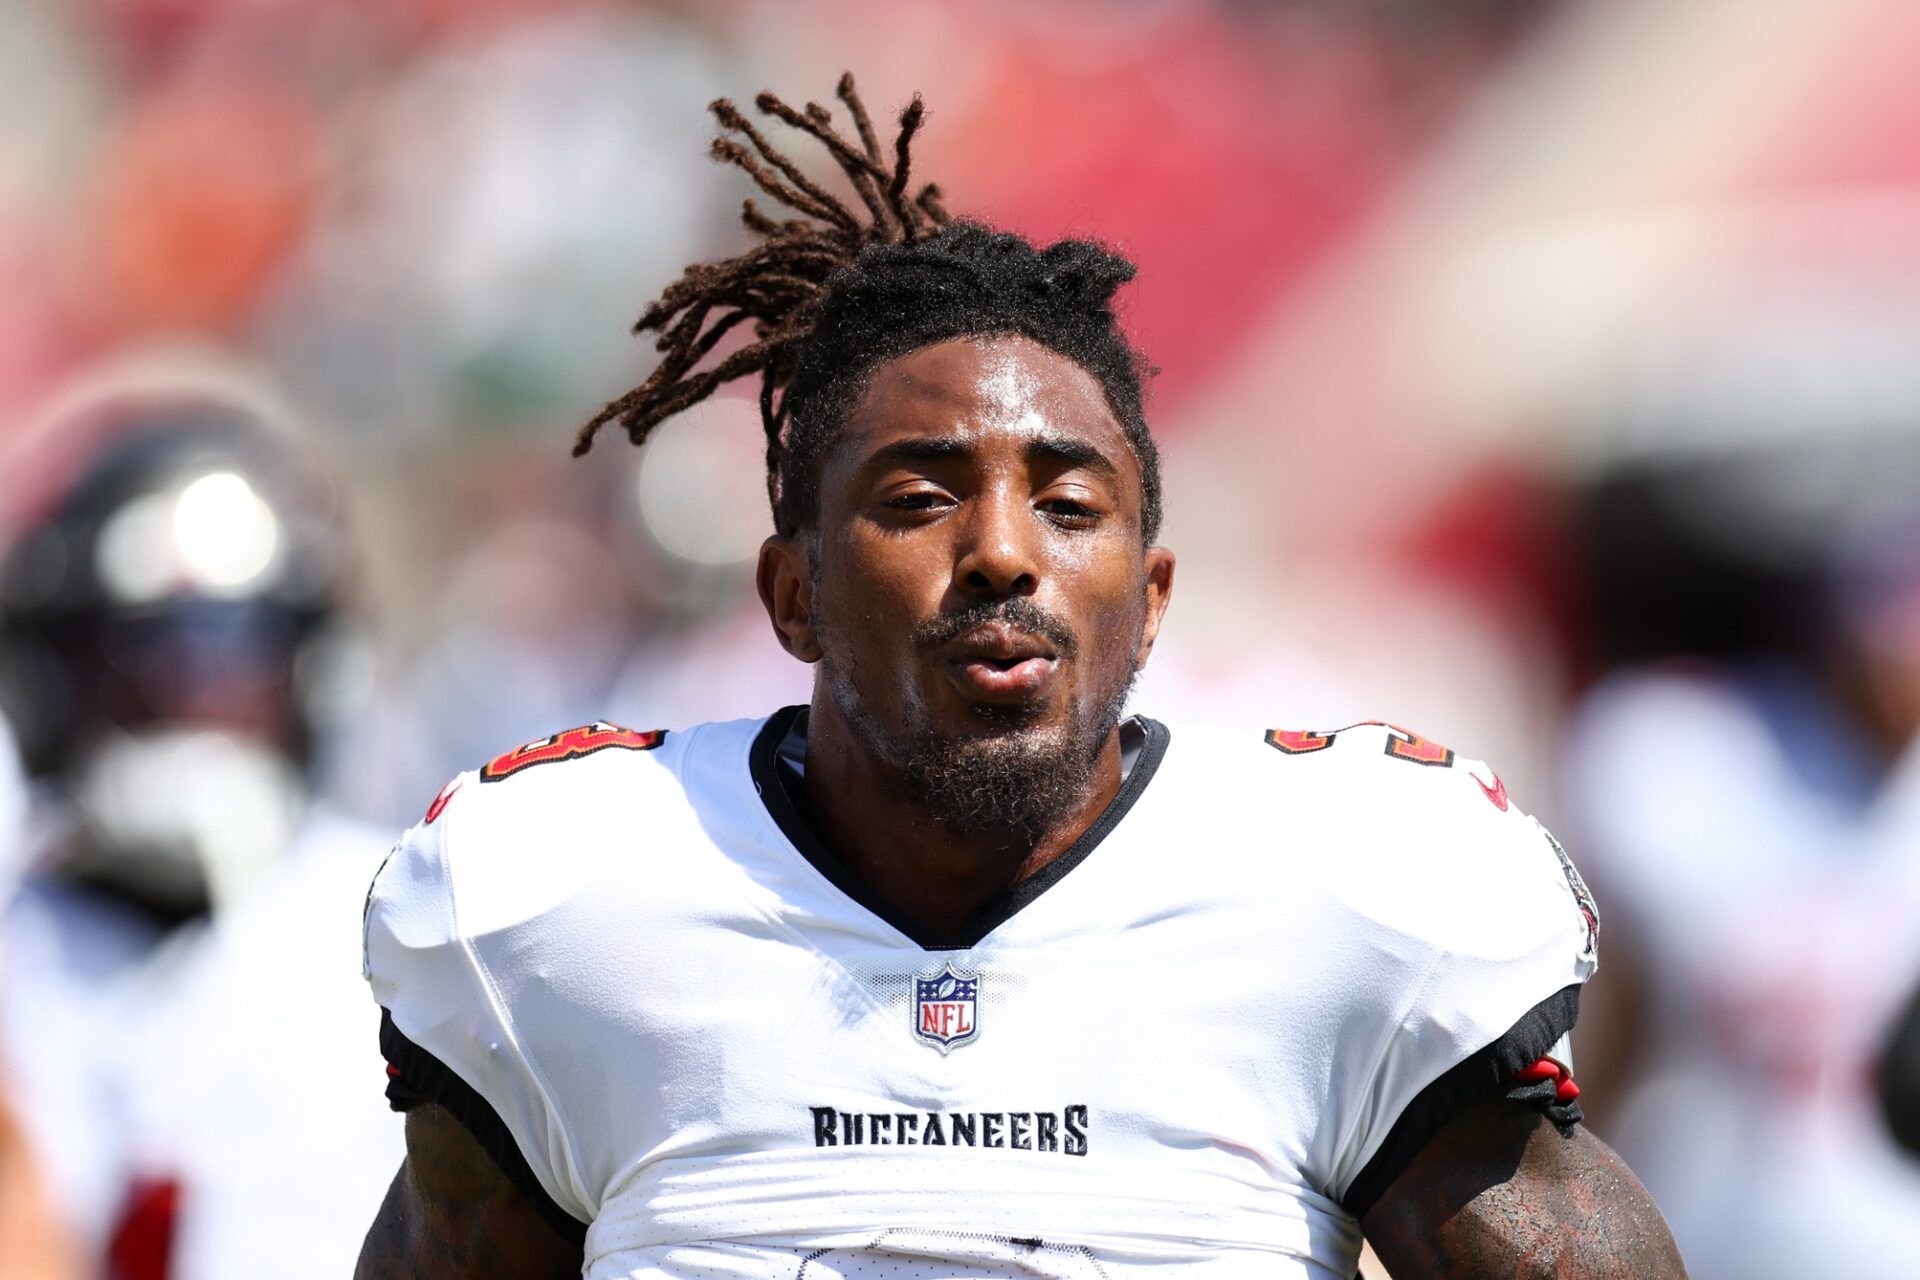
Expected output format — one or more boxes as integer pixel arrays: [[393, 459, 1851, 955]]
[[912, 598, 1080, 658]]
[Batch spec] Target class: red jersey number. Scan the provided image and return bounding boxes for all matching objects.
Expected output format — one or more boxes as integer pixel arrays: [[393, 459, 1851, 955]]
[[1264, 720, 1455, 768], [480, 723, 664, 782]]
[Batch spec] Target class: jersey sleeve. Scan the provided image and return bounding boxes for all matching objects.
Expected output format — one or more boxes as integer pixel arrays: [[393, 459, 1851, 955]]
[[361, 773, 593, 1241], [1312, 738, 1599, 1216]]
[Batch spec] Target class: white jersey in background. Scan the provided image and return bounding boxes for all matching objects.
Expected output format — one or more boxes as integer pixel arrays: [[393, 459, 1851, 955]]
[[3, 872, 167, 1255], [365, 710, 1598, 1279], [1565, 671, 1920, 1280], [121, 810, 408, 1280]]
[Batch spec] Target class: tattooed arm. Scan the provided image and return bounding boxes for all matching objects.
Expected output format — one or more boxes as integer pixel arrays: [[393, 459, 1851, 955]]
[[355, 1105, 583, 1280], [1360, 1098, 1686, 1280]]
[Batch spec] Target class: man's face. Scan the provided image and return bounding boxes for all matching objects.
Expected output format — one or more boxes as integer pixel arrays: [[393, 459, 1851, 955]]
[[765, 334, 1173, 834]]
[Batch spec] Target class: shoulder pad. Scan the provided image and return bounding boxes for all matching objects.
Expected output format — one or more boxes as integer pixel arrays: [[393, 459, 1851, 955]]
[[404, 722, 668, 833], [1261, 718, 1598, 963], [1261, 719, 1517, 811]]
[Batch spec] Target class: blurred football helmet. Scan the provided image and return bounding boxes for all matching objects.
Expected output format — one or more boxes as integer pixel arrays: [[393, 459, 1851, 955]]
[[0, 360, 354, 923]]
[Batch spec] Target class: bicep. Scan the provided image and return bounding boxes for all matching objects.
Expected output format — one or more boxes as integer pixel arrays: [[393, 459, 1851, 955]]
[[1360, 1098, 1686, 1280], [356, 1105, 583, 1280]]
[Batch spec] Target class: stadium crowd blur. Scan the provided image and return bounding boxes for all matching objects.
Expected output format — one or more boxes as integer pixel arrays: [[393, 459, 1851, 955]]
[[4, 1, 1920, 1277]]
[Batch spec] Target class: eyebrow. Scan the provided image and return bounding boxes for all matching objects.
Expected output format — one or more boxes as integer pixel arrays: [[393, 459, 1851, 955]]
[[1026, 434, 1119, 480], [860, 433, 1121, 480], [862, 436, 971, 473]]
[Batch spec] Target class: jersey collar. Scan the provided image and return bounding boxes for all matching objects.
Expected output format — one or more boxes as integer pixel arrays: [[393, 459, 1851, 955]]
[[748, 704, 1170, 951]]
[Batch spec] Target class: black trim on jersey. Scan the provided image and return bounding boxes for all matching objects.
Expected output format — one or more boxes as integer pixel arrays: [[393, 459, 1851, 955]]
[[1341, 984, 1583, 1219], [378, 1008, 589, 1246], [749, 705, 1171, 951]]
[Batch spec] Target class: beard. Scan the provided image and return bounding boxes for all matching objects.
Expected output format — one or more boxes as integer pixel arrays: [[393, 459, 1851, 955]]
[[818, 596, 1140, 844]]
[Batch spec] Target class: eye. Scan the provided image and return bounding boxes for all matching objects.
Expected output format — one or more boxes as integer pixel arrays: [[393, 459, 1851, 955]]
[[1038, 496, 1102, 526], [883, 490, 953, 513]]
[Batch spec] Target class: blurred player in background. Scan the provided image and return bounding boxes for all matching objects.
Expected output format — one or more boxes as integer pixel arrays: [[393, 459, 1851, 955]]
[[1564, 480, 1920, 1279], [0, 358, 403, 1278]]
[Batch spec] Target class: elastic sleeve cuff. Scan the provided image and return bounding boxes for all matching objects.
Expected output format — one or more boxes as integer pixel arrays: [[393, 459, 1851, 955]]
[[1341, 984, 1582, 1218], [384, 1061, 429, 1112], [378, 1008, 589, 1245]]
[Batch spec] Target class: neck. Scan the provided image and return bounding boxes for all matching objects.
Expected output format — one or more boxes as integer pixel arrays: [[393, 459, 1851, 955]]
[[800, 694, 1124, 940]]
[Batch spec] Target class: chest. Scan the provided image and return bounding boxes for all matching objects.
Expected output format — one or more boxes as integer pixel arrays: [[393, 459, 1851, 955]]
[[521, 877, 1364, 1276], [480, 826, 1375, 1196], [551, 903, 1331, 1149]]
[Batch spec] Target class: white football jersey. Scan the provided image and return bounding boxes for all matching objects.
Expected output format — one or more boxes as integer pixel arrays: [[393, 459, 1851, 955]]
[[119, 810, 408, 1280], [1563, 671, 1920, 1278], [364, 710, 1597, 1279]]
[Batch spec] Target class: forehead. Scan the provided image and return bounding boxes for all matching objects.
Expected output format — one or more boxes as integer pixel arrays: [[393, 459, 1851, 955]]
[[838, 335, 1133, 466]]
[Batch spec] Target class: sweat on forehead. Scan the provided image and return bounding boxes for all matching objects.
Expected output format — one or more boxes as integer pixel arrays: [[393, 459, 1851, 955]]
[[855, 337, 1127, 439], [787, 333, 1151, 542]]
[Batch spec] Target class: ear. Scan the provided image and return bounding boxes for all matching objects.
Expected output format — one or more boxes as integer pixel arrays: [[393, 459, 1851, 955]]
[[757, 534, 821, 663], [1133, 545, 1176, 671]]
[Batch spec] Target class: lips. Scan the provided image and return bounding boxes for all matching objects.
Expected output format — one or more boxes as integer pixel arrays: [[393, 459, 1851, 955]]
[[944, 623, 1059, 702]]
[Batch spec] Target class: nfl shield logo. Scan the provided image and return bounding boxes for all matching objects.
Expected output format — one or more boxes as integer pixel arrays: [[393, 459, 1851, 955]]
[[912, 963, 980, 1053]]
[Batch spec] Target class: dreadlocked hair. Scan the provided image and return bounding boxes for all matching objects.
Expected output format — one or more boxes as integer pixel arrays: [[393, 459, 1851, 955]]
[[576, 72, 1162, 544]]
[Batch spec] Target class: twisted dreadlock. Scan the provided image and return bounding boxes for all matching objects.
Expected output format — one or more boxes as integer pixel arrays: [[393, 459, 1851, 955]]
[[576, 73, 1161, 543]]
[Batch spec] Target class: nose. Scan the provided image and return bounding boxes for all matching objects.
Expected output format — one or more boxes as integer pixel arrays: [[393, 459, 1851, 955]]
[[953, 486, 1039, 600]]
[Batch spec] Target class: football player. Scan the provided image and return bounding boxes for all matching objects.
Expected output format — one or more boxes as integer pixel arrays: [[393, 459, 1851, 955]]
[[0, 362, 402, 1276], [358, 76, 1686, 1279]]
